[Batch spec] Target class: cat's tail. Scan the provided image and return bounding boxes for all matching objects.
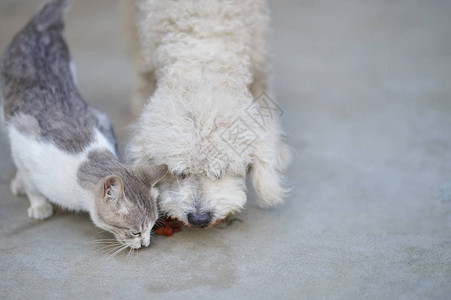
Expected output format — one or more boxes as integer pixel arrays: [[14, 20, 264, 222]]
[[32, 0, 72, 32]]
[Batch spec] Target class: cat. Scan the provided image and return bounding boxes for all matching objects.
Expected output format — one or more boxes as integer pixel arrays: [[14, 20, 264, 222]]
[[0, 0, 167, 249]]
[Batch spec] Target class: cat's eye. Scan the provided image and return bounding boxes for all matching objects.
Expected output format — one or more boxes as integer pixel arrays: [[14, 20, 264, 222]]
[[179, 173, 187, 179], [130, 230, 141, 237]]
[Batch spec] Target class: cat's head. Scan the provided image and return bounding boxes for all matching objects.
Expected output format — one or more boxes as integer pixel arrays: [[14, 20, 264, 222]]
[[91, 164, 168, 249]]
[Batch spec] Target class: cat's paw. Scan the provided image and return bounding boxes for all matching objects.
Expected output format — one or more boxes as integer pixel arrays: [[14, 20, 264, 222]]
[[27, 203, 53, 220], [10, 176, 25, 196]]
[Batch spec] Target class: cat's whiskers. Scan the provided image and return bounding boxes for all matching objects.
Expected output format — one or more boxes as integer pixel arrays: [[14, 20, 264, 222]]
[[94, 243, 122, 253], [92, 242, 121, 248], [89, 238, 119, 244], [90, 239, 118, 244], [104, 244, 126, 256], [106, 244, 129, 260], [126, 247, 136, 263], [90, 239, 121, 248]]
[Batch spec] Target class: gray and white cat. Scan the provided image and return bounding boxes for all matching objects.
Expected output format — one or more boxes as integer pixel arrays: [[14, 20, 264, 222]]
[[0, 0, 167, 249]]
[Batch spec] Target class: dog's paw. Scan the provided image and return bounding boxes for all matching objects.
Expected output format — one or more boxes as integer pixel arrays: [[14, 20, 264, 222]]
[[27, 203, 53, 220], [10, 176, 26, 196]]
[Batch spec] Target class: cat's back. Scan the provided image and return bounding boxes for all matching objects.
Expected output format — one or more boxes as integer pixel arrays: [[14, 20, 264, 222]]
[[0, 0, 116, 154], [0, 0, 76, 116]]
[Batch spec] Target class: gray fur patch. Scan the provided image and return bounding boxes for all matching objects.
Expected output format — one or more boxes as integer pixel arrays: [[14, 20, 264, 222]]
[[9, 113, 42, 138], [0, 0, 115, 154], [77, 150, 157, 217]]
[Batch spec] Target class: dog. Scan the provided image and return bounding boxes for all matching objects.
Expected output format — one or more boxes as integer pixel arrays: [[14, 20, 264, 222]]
[[123, 0, 291, 228]]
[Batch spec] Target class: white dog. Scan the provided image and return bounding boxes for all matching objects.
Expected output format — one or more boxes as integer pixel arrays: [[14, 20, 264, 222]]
[[123, 0, 290, 228]]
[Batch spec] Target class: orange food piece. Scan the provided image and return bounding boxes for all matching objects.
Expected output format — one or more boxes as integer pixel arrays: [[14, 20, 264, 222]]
[[153, 217, 183, 236]]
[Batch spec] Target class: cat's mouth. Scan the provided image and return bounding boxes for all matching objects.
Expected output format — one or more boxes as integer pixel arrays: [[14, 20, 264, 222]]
[[113, 234, 143, 249], [123, 239, 142, 249]]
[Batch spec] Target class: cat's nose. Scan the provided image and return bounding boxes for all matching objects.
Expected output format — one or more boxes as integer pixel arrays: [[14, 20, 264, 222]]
[[187, 211, 212, 228]]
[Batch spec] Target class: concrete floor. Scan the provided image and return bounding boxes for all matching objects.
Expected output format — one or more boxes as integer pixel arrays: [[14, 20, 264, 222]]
[[0, 0, 450, 298]]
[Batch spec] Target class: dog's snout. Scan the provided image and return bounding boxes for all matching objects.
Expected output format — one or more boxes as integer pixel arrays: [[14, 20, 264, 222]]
[[187, 211, 212, 228]]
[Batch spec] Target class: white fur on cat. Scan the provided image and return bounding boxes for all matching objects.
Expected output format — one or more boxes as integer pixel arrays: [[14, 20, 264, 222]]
[[8, 124, 116, 218]]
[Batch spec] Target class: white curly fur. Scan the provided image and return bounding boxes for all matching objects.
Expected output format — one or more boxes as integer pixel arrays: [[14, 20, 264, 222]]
[[123, 0, 290, 226]]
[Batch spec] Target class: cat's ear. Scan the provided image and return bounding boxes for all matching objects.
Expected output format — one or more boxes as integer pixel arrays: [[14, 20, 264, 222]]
[[103, 175, 125, 201], [137, 164, 168, 187]]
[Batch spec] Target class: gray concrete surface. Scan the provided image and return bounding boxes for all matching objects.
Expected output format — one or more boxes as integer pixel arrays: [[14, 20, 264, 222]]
[[0, 0, 450, 299]]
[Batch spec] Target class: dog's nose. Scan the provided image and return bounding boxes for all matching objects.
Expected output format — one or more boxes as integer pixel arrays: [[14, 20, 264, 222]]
[[187, 212, 212, 228]]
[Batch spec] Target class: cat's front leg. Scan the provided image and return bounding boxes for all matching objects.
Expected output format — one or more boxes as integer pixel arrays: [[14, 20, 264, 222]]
[[26, 190, 53, 220]]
